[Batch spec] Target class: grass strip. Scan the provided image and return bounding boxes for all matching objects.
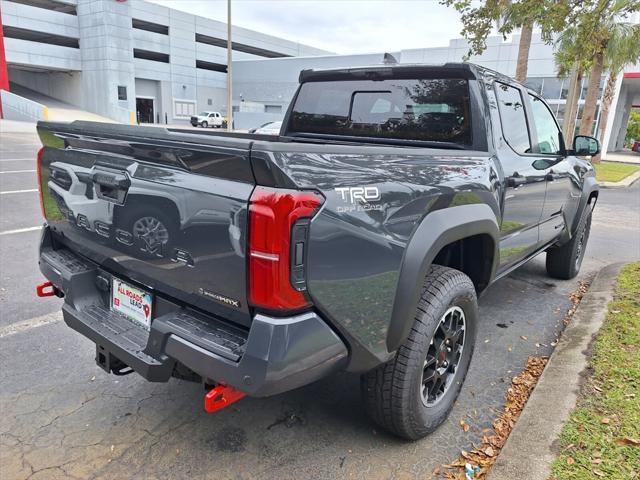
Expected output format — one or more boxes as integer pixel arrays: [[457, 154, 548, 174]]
[[594, 162, 640, 183], [550, 262, 640, 480]]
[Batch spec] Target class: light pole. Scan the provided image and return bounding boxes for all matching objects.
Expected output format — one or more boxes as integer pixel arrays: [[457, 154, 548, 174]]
[[226, 0, 233, 131]]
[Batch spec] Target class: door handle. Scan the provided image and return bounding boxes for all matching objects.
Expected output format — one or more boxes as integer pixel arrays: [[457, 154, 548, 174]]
[[507, 176, 526, 188], [92, 171, 130, 190], [92, 168, 130, 205], [545, 170, 559, 181]]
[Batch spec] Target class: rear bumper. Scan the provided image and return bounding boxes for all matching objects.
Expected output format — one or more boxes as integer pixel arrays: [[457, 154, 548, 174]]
[[39, 227, 348, 396]]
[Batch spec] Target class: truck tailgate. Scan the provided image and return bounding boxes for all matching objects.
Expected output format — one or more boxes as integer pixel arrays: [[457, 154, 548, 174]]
[[37, 122, 255, 327]]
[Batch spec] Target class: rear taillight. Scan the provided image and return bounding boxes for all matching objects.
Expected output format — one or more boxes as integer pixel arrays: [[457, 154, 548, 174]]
[[36, 147, 45, 219], [248, 186, 323, 311]]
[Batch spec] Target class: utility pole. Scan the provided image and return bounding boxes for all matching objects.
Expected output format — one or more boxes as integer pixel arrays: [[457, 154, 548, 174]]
[[226, 0, 233, 131]]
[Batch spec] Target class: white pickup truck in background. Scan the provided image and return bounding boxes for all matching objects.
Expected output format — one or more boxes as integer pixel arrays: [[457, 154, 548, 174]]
[[190, 111, 225, 128]]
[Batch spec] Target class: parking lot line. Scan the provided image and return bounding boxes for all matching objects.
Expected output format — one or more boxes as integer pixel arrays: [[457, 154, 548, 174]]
[[0, 189, 38, 194], [0, 312, 62, 339], [0, 158, 34, 162], [0, 226, 42, 236], [0, 169, 36, 173]]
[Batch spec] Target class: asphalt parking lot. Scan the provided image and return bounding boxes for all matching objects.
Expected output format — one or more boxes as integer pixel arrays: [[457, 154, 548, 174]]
[[1, 124, 639, 480]]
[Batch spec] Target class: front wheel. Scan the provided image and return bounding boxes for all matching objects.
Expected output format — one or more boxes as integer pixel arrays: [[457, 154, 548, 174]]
[[201, 121, 208, 128], [361, 265, 478, 440], [546, 206, 592, 280]]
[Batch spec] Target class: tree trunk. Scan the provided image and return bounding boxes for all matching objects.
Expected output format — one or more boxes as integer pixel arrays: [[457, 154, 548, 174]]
[[579, 52, 604, 139], [563, 69, 582, 143], [592, 72, 618, 163], [597, 72, 617, 141], [515, 22, 533, 83]]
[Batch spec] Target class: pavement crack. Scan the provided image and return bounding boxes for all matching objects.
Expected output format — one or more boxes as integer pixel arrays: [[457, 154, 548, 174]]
[[35, 394, 99, 433]]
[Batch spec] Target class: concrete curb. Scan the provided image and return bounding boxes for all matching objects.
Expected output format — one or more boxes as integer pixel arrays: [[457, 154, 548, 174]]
[[487, 263, 625, 480], [599, 169, 640, 188]]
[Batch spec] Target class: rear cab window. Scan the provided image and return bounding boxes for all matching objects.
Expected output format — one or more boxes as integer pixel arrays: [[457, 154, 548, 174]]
[[286, 77, 476, 148]]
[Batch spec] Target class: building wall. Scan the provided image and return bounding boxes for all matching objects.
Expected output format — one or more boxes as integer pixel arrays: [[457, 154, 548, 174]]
[[77, 0, 136, 124], [232, 52, 392, 122], [0, 0, 331, 124]]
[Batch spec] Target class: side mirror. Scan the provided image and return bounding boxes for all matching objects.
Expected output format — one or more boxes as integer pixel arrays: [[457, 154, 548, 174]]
[[573, 135, 600, 156]]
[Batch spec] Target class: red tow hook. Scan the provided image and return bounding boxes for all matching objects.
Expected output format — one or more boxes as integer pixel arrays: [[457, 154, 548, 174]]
[[204, 384, 246, 413], [36, 281, 57, 297]]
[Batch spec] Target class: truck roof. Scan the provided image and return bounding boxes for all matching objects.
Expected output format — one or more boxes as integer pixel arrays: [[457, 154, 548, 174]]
[[298, 61, 517, 87]]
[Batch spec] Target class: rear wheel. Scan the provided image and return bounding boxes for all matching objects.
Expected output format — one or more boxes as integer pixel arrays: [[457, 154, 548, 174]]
[[361, 265, 478, 440], [546, 206, 592, 280]]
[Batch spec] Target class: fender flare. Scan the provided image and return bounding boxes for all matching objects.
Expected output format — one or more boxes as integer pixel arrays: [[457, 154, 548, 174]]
[[571, 175, 599, 235], [386, 204, 500, 352]]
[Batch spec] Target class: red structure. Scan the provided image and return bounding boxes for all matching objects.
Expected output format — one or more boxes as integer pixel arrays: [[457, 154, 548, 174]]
[[0, 6, 10, 118]]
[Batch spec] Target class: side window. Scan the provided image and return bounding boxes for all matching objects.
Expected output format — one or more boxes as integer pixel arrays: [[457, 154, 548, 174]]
[[529, 94, 562, 154], [495, 83, 531, 154]]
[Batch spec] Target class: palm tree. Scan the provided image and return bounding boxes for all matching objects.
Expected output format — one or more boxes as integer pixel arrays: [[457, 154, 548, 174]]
[[596, 23, 640, 147], [515, 22, 534, 82], [554, 18, 640, 162], [580, 51, 604, 137], [442, 0, 568, 83], [554, 26, 585, 139]]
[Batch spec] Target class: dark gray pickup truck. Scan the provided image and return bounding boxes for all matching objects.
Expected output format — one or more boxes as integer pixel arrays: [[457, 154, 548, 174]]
[[36, 63, 599, 439]]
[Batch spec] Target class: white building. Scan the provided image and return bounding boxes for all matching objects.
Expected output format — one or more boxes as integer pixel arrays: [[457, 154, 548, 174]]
[[0, 0, 329, 124]]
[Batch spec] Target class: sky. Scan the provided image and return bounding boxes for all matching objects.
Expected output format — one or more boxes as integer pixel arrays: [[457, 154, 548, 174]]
[[150, 0, 465, 55]]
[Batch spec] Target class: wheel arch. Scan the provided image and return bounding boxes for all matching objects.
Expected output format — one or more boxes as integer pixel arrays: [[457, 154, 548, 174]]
[[386, 204, 499, 352], [570, 176, 599, 237], [114, 193, 181, 229]]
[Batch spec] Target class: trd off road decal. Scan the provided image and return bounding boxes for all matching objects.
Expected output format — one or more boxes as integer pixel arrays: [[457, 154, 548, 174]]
[[334, 186, 382, 213]]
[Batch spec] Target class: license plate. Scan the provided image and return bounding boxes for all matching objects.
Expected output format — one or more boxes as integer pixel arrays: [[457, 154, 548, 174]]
[[111, 278, 153, 330]]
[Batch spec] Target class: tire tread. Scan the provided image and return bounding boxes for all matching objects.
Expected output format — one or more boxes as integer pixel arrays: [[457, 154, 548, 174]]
[[362, 265, 477, 439]]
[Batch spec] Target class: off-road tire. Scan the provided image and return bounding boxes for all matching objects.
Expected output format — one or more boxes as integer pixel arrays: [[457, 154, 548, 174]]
[[546, 206, 592, 280], [361, 265, 478, 440]]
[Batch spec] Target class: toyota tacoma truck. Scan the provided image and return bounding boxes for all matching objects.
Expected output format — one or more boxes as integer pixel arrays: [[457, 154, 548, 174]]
[[35, 63, 599, 440]]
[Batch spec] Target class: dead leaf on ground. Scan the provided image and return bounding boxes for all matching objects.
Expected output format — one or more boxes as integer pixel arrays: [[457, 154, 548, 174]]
[[593, 469, 606, 477], [615, 437, 640, 447], [440, 356, 549, 480], [601, 417, 610, 424], [567, 457, 575, 465]]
